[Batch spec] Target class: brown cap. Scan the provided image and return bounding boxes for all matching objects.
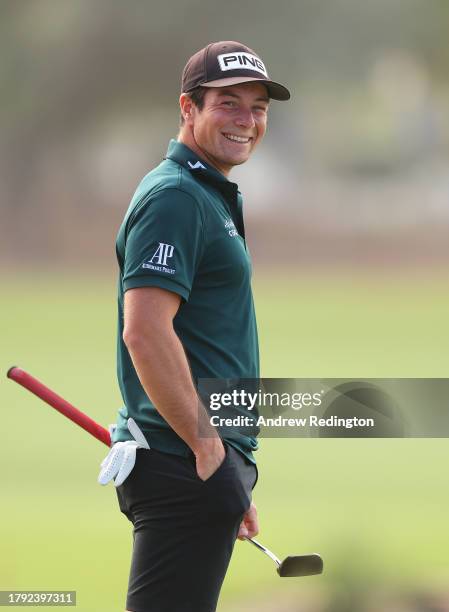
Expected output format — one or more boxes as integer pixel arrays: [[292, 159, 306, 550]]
[[181, 41, 290, 101]]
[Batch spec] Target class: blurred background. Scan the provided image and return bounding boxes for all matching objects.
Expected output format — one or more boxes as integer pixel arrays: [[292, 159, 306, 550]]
[[2, 1, 449, 610]]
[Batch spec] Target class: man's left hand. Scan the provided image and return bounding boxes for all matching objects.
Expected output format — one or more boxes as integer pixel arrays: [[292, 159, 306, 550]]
[[237, 502, 259, 540]]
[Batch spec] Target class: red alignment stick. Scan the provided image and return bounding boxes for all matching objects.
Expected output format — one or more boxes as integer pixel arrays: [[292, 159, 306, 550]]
[[7, 366, 111, 447]]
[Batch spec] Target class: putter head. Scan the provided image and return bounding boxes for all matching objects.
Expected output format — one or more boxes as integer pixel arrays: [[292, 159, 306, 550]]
[[277, 554, 323, 577]]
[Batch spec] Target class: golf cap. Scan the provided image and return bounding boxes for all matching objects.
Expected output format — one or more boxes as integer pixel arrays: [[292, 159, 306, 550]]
[[181, 41, 290, 101]]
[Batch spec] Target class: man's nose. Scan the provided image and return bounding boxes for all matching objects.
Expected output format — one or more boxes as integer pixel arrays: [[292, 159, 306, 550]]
[[235, 108, 255, 129]]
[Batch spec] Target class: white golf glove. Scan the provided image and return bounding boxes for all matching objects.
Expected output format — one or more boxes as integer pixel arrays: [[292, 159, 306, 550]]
[[98, 418, 150, 487]]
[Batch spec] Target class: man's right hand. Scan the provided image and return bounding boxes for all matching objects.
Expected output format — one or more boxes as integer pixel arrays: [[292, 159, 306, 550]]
[[194, 438, 226, 481]]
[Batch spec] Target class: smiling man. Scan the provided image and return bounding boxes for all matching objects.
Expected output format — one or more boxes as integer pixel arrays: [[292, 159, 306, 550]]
[[100, 41, 290, 612]]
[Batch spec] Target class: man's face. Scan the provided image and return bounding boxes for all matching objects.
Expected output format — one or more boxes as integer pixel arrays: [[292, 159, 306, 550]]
[[182, 82, 269, 175]]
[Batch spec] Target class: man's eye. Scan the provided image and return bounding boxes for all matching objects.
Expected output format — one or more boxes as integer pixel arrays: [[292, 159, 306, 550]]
[[223, 101, 236, 107]]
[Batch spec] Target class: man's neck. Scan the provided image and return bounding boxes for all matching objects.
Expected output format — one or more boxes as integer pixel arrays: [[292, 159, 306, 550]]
[[177, 130, 231, 178]]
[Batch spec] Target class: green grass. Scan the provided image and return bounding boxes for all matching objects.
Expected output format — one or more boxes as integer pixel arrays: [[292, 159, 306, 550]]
[[2, 270, 449, 610]]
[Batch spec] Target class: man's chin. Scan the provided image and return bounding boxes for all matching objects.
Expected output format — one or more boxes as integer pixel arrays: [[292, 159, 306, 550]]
[[232, 158, 250, 168], [222, 153, 252, 169]]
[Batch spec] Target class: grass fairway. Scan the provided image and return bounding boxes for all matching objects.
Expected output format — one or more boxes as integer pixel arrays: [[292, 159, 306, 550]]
[[2, 270, 449, 611]]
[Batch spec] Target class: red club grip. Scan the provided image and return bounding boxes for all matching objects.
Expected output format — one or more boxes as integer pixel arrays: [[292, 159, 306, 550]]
[[7, 366, 111, 446]]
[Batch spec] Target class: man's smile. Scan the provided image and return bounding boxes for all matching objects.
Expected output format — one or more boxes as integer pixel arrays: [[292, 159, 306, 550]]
[[222, 133, 253, 144]]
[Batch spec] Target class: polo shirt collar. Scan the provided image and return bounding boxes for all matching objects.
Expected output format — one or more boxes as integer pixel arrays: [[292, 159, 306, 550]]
[[165, 139, 239, 197]]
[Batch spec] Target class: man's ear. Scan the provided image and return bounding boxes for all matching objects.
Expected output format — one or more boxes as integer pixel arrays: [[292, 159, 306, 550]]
[[179, 93, 194, 125]]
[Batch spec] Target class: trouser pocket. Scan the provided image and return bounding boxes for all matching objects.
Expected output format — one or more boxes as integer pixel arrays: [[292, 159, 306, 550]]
[[201, 444, 256, 519]]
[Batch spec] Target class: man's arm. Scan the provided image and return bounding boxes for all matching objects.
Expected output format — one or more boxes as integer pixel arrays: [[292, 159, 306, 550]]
[[123, 286, 225, 480]]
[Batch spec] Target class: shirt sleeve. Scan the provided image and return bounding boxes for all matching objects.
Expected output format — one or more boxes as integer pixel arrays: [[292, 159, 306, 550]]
[[123, 188, 205, 301]]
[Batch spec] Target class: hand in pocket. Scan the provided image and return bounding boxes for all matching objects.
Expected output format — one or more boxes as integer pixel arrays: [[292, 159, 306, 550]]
[[195, 439, 226, 481]]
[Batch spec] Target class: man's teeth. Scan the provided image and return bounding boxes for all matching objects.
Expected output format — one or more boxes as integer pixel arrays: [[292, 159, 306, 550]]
[[224, 133, 251, 143]]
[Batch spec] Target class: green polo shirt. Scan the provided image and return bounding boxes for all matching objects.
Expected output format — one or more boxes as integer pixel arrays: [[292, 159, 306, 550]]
[[112, 139, 259, 463]]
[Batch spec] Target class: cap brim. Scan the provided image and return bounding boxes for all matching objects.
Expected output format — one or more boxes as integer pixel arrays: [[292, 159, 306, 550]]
[[201, 76, 290, 101]]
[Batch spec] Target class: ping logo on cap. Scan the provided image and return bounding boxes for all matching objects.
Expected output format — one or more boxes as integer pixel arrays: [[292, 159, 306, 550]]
[[217, 52, 267, 77]]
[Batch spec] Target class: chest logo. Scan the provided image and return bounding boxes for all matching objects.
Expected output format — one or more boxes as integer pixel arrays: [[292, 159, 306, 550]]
[[142, 242, 175, 275], [225, 219, 238, 237]]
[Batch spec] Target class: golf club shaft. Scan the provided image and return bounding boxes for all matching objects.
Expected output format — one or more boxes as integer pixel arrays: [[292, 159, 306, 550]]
[[7, 366, 111, 446], [245, 537, 281, 566]]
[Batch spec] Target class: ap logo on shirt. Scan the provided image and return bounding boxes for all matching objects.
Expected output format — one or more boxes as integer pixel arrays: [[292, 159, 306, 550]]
[[150, 242, 174, 266], [142, 242, 176, 275]]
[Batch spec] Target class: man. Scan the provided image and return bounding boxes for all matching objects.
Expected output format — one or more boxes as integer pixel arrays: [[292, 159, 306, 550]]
[[99, 41, 290, 612]]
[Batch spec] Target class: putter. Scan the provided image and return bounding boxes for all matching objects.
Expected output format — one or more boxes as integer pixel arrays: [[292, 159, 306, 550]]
[[8, 366, 324, 577], [246, 537, 323, 577]]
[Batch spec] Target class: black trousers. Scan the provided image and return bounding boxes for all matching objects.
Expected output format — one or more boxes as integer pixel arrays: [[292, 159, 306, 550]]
[[116, 443, 257, 612]]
